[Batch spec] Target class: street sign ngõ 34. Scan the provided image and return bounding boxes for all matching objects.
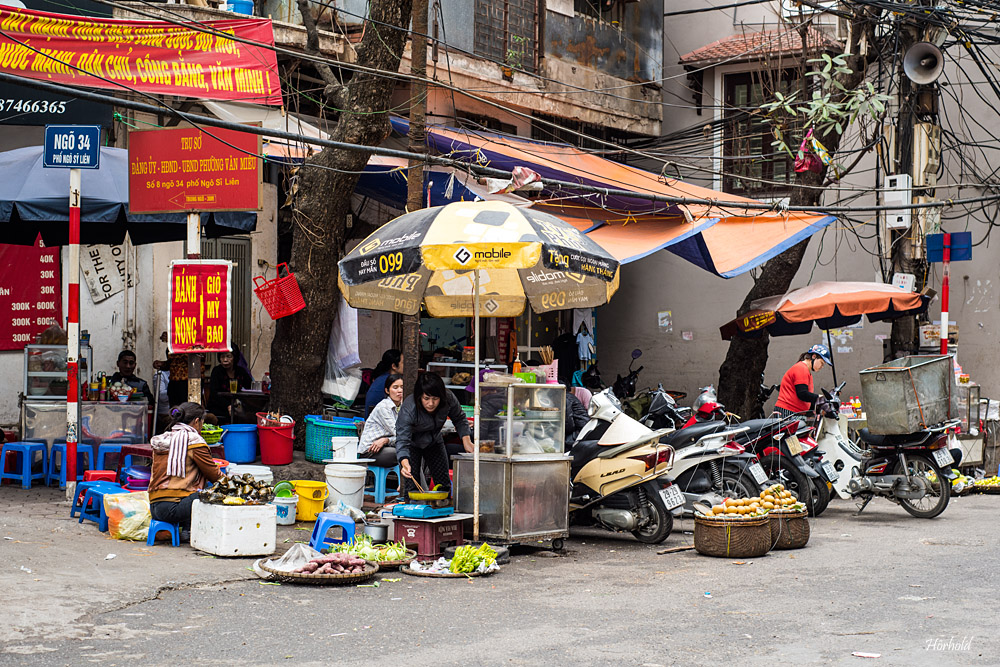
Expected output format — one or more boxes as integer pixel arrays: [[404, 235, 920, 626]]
[[42, 125, 101, 169]]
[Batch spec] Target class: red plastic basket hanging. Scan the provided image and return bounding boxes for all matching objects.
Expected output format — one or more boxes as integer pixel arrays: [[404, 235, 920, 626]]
[[253, 262, 306, 319]]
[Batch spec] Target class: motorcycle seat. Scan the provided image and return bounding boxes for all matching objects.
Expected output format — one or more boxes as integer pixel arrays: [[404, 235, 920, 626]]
[[858, 428, 933, 448], [732, 417, 782, 443], [569, 439, 605, 474], [661, 421, 728, 449]]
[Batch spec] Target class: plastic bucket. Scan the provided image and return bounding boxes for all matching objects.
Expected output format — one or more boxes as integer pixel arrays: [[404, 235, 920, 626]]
[[220, 424, 258, 463], [258, 420, 294, 465], [330, 437, 359, 461], [324, 464, 367, 511], [226, 0, 254, 15], [273, 495, 299, 525], [292, 480, 329, 521], [226, 464, 273, 484]]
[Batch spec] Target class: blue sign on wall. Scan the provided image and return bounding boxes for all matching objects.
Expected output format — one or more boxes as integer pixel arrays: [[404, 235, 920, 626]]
[[42, 125, 101, 169], [926, 231, 973, 263]]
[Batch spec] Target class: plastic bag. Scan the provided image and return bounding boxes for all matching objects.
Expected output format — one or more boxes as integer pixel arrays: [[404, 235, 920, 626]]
[[324, 498, 365, 522], [261, 543, 323, 573], [104, 491, 151, 541], [322, 296, 362, 403]]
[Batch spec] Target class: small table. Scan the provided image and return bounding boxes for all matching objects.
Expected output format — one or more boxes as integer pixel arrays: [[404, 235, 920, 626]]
[[216, 391, 269, 423], [392, 512, 473, 557]]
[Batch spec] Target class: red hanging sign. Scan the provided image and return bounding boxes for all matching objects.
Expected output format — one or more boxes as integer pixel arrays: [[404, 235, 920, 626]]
[[128, 127, 263, 214], [0, 243, 62, 350], [0, 6, 282, 106], [168, 260, 231, 354]]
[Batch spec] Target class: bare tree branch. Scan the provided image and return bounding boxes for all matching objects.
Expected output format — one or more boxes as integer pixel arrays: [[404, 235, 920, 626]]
[[296, 0, 341, 89]]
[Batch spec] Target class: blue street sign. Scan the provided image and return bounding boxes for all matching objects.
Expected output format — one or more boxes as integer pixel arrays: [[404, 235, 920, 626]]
[[42, 125, 101, 169], [926, 231, 972, 263]]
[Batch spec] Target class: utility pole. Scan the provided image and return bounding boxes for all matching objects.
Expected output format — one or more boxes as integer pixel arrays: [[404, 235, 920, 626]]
[[403, 0, 428, 394], [889, 14, 940, 358]]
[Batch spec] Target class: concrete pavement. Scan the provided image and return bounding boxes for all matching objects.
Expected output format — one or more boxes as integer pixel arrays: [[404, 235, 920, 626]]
[[1, 486, 998, 666]]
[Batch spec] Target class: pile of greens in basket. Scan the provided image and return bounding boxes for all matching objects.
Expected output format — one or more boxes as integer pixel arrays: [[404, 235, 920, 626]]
[[450, 543, 498, 573], [327, 534, 411, 562]]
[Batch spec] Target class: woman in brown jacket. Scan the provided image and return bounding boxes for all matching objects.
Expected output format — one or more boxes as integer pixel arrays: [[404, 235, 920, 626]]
[[149, 402, 222, 531]]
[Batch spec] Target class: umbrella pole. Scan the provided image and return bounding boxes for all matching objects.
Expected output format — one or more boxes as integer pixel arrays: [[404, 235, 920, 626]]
[[826, 329, 838, 386], [473, 269, 481, 541]]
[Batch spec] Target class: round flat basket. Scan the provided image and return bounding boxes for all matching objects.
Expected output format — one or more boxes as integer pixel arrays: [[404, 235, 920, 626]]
[[259, 561, 379, 585], [373, 549, 417, 570], [978, 485, 1000, 495], [693, 514, 771, 559], [768, 510, 810, 550], [401, 561, 495, 578]]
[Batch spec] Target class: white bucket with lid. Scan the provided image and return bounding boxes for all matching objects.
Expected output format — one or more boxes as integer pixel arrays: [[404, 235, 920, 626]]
[[330, 437, 359, 461], [227, 464, 273, 484], [324, 463, 367, 510], [272, 495, 298, 525]]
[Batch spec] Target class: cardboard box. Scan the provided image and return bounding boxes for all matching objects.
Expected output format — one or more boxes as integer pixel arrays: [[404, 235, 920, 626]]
[[919, 324, 958, 348]]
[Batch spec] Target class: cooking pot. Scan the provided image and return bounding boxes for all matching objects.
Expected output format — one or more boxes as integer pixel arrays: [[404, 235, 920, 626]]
[[363, 522, 389, 542]]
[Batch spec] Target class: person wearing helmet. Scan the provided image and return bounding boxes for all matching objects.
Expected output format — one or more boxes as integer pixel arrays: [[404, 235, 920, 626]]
[[774, 345, 833, 417]]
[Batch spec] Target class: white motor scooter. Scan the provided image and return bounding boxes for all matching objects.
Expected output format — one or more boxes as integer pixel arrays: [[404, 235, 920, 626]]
[[575, 389, 751, 515]]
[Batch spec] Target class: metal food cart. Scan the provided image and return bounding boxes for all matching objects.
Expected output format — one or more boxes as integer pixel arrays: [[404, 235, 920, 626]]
[[453, 382, 570, 549]]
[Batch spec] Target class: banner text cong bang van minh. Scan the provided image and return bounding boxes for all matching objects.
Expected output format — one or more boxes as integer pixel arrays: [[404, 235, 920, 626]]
[[0, 6, 282, 105]]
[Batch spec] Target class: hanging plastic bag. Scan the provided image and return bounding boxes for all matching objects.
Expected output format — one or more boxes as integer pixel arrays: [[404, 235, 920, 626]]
[[104, 491, 151, 541], [322, 296, 362, 403], [794, 128, 823, 174]]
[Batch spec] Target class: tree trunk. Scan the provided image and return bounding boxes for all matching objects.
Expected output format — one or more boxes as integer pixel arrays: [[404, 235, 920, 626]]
[[716, 9, 878, 417], [269, 0, 414, 440]]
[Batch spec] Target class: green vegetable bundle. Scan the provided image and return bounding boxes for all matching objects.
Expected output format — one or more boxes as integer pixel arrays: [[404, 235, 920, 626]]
[[331, 534, 411, 562], [449, 543, 498, 573]]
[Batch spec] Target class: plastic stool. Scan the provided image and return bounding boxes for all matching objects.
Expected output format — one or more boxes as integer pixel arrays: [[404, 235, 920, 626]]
[[83, 470, 118, 483], [365, 464, 401, 504], [147, 520, 181, 547], [96, 442, 125, 470], [78, 485, 121, 532], [308, 512, 356, 550], [47, 442, 96, 488], [71, 481, 123, 518], [0, 442, 48, 489]]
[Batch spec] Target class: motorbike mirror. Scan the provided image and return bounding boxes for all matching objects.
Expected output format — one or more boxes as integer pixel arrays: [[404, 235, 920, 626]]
[[631, 349, 642, 360], [822, 388, 833, 401], [835, 381, 846, 394]]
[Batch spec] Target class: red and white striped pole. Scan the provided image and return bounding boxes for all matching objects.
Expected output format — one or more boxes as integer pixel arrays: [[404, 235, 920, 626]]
[[940, 232, 951, 355], [66, 168, 81, 495]]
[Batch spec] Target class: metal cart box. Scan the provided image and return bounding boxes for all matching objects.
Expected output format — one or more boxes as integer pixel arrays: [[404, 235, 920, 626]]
[[859, 355, 953, 434]]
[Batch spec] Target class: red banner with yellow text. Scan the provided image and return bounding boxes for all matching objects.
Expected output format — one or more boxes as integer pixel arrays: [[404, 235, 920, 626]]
[[168, 260, 232, 354], [0, 6, 282, 105]]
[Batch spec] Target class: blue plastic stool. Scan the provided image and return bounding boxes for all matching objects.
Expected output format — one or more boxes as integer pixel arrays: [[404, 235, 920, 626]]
[[71, 481, 123, 518], [0, 442, 48, 489], [147, 520, 181, 547], [308, 512, 356, 550], [47, 442, 96, 488], [78, 484, 123, 532], [96, 438, 135, 470], [365, 464, 401, 504]]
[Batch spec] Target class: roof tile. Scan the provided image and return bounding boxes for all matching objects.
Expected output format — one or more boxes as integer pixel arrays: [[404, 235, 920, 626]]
[[679, 26, 841, 66]]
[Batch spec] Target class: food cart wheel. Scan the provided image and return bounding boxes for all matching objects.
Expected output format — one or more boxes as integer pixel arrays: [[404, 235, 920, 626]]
[[551, 538, 565, 551]]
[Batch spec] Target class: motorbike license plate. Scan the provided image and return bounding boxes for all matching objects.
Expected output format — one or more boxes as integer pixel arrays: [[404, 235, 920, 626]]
[[659, 485, 685, 510], [821, 461, 839, 482], [933, 448, 953, 467], [748, 462, 768, 485], [785, 435, 803, 456]]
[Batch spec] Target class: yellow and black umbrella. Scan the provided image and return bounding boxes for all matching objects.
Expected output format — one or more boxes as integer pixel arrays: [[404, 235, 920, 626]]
[[338, 200, 621, 537]]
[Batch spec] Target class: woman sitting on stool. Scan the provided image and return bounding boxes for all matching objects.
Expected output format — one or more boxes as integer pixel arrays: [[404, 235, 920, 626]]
[[358, 373, 404, 467], [149, 402, 222, 535]]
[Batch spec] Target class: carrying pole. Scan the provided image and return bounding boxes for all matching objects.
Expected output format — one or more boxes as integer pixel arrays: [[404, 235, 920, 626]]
[[65, 168, 81, 498]]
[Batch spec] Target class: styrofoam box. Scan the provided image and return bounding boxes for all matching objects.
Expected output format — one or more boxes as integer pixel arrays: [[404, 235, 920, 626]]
[[190, 500, 277, 557]]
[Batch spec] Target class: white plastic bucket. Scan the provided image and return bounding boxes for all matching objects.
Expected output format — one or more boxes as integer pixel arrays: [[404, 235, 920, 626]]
[[273, 495, 298, 525], [330, 437, 359, 461], [324, 463, 367, 510], [227, 465, 273, 484]]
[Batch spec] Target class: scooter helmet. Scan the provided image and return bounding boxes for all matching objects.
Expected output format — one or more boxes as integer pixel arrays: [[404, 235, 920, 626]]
[[805, 344, 833, 367], [692, 385, 717, 412]]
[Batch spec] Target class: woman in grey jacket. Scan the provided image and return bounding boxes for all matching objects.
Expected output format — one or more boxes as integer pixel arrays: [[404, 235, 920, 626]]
[[396, 372, 473, 499]]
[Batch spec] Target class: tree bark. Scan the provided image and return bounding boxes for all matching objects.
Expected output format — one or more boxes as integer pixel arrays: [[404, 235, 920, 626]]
[[269, 0, 414, 439], [717, 8, 880, 417]]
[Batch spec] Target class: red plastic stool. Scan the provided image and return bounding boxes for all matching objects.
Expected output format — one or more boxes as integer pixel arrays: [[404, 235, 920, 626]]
[[84, 470, 117, 483]]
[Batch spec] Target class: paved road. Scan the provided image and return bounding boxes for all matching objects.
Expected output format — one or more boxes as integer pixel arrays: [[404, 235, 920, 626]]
[[1, 488, 997, 666]]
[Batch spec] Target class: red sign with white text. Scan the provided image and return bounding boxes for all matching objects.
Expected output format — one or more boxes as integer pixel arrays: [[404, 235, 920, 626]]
[[128, 127, 262, 214], [0, 243, 61, 350], [168, 260, 231, 354], [0, 6, 282, 106]]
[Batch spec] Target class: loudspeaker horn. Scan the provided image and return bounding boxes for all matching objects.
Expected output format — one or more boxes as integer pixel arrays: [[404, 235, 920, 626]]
[[903, 42, 944, 85]]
